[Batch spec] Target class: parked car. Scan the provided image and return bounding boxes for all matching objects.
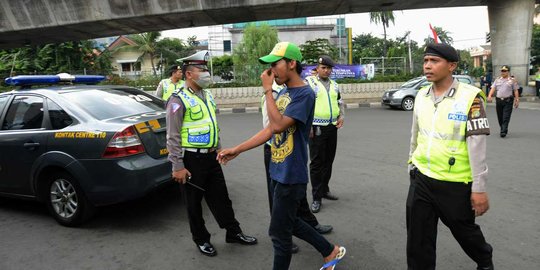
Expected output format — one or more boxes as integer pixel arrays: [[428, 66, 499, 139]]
[[381, 75, 475, 111], [0, 74, 171, 226]]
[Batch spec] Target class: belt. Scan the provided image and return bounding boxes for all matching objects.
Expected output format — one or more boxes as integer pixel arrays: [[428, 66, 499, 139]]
[[184, 147, 217, 154], [496, 96, 514, 101]]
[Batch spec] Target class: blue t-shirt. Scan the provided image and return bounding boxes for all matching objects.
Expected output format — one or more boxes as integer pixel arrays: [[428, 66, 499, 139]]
[[269, 85, 315, 184]]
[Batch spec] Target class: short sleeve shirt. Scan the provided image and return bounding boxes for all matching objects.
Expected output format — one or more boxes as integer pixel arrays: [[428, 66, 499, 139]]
[[493, 77, 518, 98], [269, 85, 315, 184]]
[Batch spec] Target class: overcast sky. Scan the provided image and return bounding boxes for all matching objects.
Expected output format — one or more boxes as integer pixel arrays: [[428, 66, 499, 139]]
[[161, 6, 489, 50]]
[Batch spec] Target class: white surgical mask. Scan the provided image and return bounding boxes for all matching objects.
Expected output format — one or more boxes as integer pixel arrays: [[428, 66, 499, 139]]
[[194, 71, 212, 88]]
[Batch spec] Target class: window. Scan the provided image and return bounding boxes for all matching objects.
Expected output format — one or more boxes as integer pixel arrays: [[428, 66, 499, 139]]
[[0, 95, 9, 115], [47, 99, 73, 129], [121, 63, 131, 72], [223, 40, 231, 52], [2, 96, 44, 130], [62, 88, 163, 120]]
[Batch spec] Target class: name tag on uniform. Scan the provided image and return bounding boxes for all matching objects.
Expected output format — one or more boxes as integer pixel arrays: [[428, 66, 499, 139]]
[[448, 113, 467, 121], [188, 98, 198, 107]]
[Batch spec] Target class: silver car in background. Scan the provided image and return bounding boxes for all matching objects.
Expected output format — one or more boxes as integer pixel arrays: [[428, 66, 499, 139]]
[[381, 75, 474, 111]]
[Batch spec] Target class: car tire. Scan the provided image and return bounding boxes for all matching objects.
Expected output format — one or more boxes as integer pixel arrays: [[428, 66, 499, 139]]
[[401, 97, 415, 111], [44, 172, 95, 227]]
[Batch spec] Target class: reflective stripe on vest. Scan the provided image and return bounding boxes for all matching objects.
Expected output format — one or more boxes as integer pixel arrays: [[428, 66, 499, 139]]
[[176, 88, 218, 148], [306, 77, 340, 125], [161, 79, 185, 101], [412, 83, 482, 183]]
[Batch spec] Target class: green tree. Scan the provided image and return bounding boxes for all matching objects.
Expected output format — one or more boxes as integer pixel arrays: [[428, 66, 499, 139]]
[[456, 50, 473, 75], [125, 32, 161, 76], [212, 55, 234, 81], [299, 38, 339, 64], [351, 34, 385, 62], [369, 11, 396, 57], [530, 24, 540, 68], [233, 23, 278, 84], [424, 26, 454, 45], [155, 37, 195, 72]]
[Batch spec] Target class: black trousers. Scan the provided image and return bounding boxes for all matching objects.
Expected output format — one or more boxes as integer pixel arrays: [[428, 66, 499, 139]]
[[495, 97, 514, 135], [406, 169, 493, 270], [183, 151, 241, 244], [309, 124, 338, 201], [535, 81, 540, 97], [264, 144, 318, 227]]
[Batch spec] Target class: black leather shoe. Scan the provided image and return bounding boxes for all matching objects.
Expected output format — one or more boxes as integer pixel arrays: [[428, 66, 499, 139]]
[[311, 200, 321, 213], [197, 242, 217, 257], [314, 224, 333, 234], [500, 133, 506, 138], [323, 192, 339, 200], [225, 232, 258, 245], [291, 242, 299, 254], [477, 263, 494, 270]]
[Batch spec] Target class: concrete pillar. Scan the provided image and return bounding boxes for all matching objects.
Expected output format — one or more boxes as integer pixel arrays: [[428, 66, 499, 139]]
[[488, 0, 535, 95]]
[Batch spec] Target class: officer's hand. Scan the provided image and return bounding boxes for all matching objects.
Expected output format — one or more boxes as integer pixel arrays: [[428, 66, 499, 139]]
[[336, 118, 344, 129], [217, 147, 240, 165], [514, 99, 519, 108], [487, 96, 493, 103], [260, 69, 275, 92], [471, 192, 489, 217], [172, 168, 191, 184]]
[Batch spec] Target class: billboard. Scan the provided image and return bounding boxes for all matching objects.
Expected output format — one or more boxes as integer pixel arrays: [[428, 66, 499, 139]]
[[302, 64, 374, 80]]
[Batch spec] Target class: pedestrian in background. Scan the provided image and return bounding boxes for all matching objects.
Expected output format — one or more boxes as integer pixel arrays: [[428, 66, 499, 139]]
[[166, 50, 257, 257], [487, 65, 519, 138], [407, 43, 494, 270], [306, 55, 345, 213], [218, 42, 345, 270]]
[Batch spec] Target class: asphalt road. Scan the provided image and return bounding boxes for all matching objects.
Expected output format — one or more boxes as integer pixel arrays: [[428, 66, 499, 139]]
[[1, 105, 539, 270]]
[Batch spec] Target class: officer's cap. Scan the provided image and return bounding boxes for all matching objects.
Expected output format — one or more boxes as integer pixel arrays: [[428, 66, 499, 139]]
[[259, 42, 303, 64], [500, 65, 510, 71], [424, 43, 459, 62], [168, 64, 181, 75], [178, 50, 209, 70], [317, 55, 335, 67]]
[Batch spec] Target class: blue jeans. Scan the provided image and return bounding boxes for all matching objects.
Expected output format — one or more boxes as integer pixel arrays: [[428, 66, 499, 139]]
[[269, 180, 334, 270]]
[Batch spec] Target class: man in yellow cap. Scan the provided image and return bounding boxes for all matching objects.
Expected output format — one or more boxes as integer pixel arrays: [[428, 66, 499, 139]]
[[407, 43, 493, 270], [218, 42, 345, 270], [166, 50, 257, 257], [487, 65, 519, 137]]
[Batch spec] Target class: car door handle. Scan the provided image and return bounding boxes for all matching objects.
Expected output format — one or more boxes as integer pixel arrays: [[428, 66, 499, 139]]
[[23, 142, 40, 149]]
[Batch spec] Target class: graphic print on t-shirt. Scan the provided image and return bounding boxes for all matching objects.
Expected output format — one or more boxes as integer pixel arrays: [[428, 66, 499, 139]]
[[271, 93, 295, 163]]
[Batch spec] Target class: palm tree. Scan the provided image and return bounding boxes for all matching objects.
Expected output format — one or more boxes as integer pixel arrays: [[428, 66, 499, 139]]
[[129, 32, 161, 76], [369, 11, 396, 57]]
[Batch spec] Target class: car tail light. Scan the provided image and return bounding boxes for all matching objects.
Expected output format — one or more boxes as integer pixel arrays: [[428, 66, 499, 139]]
[[102, 126, 145, 158]]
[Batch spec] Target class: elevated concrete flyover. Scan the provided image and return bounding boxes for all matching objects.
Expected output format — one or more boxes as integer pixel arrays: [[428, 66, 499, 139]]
[[1, 0, 488, 49], [0, 0, 537, 94]]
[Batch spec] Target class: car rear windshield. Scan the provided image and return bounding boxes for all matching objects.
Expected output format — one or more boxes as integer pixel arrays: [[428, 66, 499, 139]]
[[62, 88, 164, 120]]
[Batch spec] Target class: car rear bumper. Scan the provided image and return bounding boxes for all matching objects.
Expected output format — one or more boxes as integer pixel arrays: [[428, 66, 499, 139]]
[[74, 154, 172, 206]]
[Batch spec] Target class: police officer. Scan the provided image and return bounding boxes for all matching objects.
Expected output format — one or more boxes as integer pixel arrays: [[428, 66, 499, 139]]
[[535, 67, 540, 97], [306, 55, 345, 213], [407, 43, 493, 270], [487, 65, 519, 137], [166, 50, 257, 257], [156, 64, 184, 100]]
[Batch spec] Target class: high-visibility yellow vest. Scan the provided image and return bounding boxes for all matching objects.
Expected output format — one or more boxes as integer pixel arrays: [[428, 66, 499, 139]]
[[175, 88, 218, 148], [412, 83, 484, 183], [536, 73, 540, 81], [160, 79, 185, 100], [306, 77, 340, 125]]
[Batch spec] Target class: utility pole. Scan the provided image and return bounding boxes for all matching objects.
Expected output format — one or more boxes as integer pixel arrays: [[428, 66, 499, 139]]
[[407, 32, 413, 74]]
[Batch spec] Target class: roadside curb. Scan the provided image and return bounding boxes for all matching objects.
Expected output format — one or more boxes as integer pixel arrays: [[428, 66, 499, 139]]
[[216, 103, 383, 114]]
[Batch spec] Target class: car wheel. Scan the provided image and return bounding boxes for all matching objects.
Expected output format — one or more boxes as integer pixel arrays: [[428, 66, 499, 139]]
[[401, 97, 415, 111], [45, 172, 95, 227]]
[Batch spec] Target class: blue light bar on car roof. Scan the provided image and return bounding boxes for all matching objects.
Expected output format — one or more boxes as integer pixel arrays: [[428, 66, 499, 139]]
[[4, 73, 105, 86]]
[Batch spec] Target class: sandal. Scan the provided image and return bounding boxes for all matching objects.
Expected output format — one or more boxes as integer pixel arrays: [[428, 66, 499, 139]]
[[320, 246, 346, 270]]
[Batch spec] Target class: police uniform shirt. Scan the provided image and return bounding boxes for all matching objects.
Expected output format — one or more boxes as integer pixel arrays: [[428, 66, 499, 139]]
[[409, 79, 490, 192], [165, 87, 221, 172], [493, 76, 518, 98]]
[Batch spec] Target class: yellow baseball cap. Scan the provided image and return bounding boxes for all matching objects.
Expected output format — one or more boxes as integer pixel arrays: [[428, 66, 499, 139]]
[[259, 42, 303, 64]]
